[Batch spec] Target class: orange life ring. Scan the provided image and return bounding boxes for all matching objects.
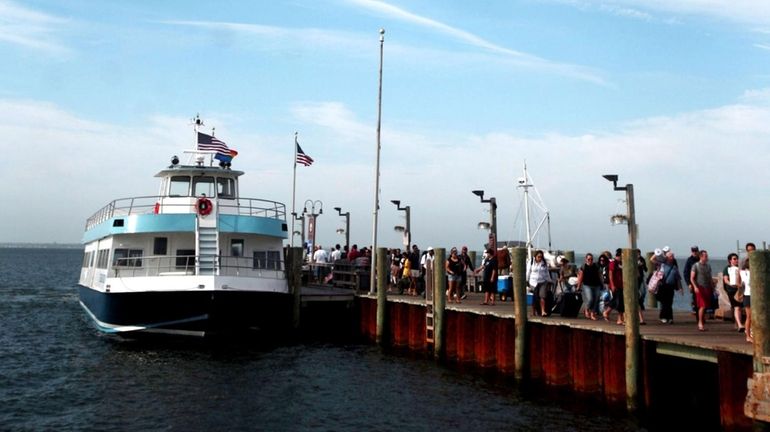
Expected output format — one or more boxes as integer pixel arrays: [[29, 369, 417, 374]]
[[196, 197, 213, 216]]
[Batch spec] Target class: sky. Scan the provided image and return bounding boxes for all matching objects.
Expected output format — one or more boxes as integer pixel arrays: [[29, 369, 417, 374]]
[[2, 0, 770, 257]]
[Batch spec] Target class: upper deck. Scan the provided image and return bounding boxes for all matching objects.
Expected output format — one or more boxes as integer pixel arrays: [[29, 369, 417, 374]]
[[83, 161, 288, 242]]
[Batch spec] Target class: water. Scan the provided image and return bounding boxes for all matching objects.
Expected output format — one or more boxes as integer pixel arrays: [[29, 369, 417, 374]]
[[0, 248, 645, 431]]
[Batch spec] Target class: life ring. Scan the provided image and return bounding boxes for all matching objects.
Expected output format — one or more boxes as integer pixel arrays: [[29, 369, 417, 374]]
[[196, 197, 213, 216]]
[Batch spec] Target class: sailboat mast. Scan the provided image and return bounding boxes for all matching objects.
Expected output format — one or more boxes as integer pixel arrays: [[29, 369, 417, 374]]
[[523, 162, 532, 258]]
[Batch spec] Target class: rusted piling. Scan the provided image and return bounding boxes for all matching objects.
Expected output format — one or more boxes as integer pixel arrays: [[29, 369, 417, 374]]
[[376, 247, 388, 344], [512, 247, 528, 380]]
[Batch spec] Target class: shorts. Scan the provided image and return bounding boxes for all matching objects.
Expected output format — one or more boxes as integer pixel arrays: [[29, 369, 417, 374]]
[[695, 285, 713, 309], [482, 280, 496, 294], [744, 295, 751, 308], [447, 274, 462, 282], [410, 270, 421, 278], [532, 282, 549, 299]]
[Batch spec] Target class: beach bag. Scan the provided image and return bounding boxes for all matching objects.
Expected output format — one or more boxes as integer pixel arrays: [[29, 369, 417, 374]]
[[647, 269, 664, 295]]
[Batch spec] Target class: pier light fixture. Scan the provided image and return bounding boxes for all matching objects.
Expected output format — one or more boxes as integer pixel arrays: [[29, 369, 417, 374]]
[[302, 200, 323, 251], [478, 221, 491, 230], [391, 200, 411, 249], [601, 174, 637, 251], [333, 206, 350, 251], [472, 190, 497, 250]]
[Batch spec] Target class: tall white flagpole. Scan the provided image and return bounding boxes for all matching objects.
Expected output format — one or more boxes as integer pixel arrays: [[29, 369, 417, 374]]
[[370, 29, 385, 293], [291, 132, 298, 247]]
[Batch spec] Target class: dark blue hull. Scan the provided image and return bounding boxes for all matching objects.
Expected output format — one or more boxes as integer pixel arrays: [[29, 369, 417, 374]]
[[78, 286, 292, 336]]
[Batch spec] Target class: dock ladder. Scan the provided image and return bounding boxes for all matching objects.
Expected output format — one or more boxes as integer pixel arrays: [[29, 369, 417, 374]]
[[425, 260, 434, 344]]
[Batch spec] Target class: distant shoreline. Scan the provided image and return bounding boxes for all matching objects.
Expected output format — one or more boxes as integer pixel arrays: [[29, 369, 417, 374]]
[[0, 243, 81, 249]]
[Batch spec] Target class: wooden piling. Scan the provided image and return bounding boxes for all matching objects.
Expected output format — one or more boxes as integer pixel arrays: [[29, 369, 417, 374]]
[[512, 247, 528, 380], [751, 251, 770, 372], [433, 248, 447, 360], [622, 248, 640, 413], [376, 247, 388, 345], [286, 247, 302, 329]]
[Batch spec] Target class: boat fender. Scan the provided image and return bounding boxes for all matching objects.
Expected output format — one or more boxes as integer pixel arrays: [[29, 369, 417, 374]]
[[153, 202, 160, 214], [196, 197, 213, 216]]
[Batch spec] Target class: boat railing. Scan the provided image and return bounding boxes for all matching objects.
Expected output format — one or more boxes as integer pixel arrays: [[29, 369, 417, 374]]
[[112, 254, 285, 279], [86, 196, 287, 230]]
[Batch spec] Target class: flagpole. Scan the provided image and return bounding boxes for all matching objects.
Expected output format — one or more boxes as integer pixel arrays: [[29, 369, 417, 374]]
[[291, 132, 298, 247], [370, 28, 385, 294]]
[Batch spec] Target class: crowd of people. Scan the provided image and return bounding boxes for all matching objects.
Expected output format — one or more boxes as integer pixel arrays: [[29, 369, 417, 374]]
[[307, 241, 759, 341]]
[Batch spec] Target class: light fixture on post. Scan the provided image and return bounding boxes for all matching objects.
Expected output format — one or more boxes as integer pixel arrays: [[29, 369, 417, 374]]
[[333, 206, 350, 252], [472, 190, 497, 250], [391, 200, 411, 249], [302, 200, 323, 253], [291, 212, 306, 249], [602, 175, 636, 250]]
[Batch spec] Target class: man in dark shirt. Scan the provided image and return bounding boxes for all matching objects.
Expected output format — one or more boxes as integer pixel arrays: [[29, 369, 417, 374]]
[[682, 246, 700, 314], [459, 246, 475, 300]]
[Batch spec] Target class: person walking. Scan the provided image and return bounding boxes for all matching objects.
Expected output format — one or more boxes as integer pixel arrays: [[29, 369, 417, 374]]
[[722, 253, 745, 332], [445, 247, 465, 304], [738, 258, 753, 342], [527, 250, 552, 317], [459, 246, 475, 299], [683, 246, 700, 315], [690, 250, 714, 331], [604, 249, 625, 325], [478, 248, 498, 305], [577, 253, 602, 320], [657, 251, 681, 324]]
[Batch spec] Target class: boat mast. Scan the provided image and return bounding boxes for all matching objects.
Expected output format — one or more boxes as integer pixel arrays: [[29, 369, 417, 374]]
[[522, 162, 533, 260]]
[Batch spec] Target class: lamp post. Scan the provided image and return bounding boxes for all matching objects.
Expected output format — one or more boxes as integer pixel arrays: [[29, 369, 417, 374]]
[[391, 200, 411, 249], [602, 173, 639, 413], [472, 190, 497, 250], [303, 199, 323, 253], [333, 206, 350, 252]]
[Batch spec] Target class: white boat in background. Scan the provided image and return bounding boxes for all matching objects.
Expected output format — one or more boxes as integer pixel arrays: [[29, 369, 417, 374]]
[[78, 117, 290, 336]]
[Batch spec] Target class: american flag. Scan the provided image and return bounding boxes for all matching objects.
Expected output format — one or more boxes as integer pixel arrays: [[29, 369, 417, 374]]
[[296, 142, 314, 166], [197, 132, 230, 153]]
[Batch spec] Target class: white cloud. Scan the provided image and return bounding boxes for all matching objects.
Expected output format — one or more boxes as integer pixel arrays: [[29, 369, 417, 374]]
[[6, 89, 770, 255], [0, 0, 70, 55], [344, 0, 606, 84], [557, 0, 770, 26]]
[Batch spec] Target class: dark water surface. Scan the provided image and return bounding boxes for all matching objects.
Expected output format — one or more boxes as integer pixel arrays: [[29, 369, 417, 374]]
[[0, 248, 645, 431]]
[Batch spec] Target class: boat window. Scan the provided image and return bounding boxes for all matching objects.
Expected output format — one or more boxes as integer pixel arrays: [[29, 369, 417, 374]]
[[231, 239, 244, 257], [175, 249, 195, 270], [113, 248, 143, 267], [193, 176, 215, 197], [96, 249, 109, 269], [169, 176, 190, 197], [253, 250, 282, 270], [81, 251, 92, 268], [153, 237, 168, 255], [217, 178, 235, 198]]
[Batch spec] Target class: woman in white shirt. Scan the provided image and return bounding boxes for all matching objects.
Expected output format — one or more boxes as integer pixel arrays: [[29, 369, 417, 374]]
[[737, 259, 752, 343], [527, 250, 552, 317]]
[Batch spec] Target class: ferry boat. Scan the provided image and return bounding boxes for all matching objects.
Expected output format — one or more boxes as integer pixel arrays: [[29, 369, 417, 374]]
[[78, 119, 290, 336]]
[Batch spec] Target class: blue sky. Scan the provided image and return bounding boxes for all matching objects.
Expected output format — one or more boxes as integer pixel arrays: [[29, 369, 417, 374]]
[[2, 0, 770, 257]]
